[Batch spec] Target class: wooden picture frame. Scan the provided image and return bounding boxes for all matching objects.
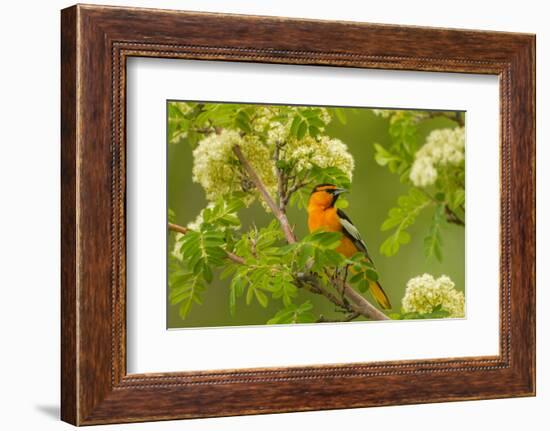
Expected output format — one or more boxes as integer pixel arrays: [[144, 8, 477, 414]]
[[61, 4, 535, 425]]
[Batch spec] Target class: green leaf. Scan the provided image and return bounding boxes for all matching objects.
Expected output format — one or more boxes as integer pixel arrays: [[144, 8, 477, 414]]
[[334, 197, 349, 209], [168, 273, 205, 320], [424, 204, 445, 261], [308, 125, 321, 137], [308, 165, 351, 190], [302, 108, 321, 118], [323, 249, 345, 266], [267, 301, 314, 324], [388, 111, 419, 156], [311, 231, 342, 248], [203, 264, 213, 283], [307, 117, 325, 128], [235, 110, 252, 133], [254, 289, 269, 308], [246, 285, 254, 305], [297, 243, 314, 269], [229, 285, 237, 316], [168, 208, 176, 223], [349, 272, 364, 284], [290, 116, 301, 137], [452, 189, 465, 210], [398, 230, 411, 244], [365, 269, 379, 282], [373, 143, 401, 167], [334, 108, 347, 124], [296, 120, 308, 140], [358, 278, 369, 293], [379, 189, 430, 257]]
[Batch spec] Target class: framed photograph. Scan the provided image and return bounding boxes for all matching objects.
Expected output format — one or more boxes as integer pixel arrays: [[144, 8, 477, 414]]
[[61, 4, 535, 425]]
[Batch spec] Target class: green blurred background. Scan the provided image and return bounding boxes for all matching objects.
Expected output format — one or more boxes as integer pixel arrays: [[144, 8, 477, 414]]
[[167, 105, 464, 328]]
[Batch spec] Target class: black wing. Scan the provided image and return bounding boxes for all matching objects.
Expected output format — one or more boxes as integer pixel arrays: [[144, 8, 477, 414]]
[[337, 208, 373, 261]]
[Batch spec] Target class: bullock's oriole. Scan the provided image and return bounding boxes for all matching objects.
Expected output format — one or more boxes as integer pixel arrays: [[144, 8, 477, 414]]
[[307, 184, 391, 309]]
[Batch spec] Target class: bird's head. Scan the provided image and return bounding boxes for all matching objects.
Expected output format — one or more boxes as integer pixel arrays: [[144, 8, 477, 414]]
[[308, 184, 347, 211]]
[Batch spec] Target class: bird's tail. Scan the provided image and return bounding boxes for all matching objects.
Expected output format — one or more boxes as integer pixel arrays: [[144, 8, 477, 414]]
[[369, 280, 392, 310]]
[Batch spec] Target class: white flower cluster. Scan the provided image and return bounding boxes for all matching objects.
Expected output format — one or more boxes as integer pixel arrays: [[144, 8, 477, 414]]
[[252, 106, 276, 133], [192, 130, 277, 203], [191, 108, 354, 208], [402, 273, 465, 318], [171, 232, 185, 261], [266, 121, 289, 146], [263, 108, 353, 180], [319, 108, 332, 125], [371, 109, 393, 118], [172, 102, 193, 115], [290, 135, 354, 179], [409, 127, 465, 187]]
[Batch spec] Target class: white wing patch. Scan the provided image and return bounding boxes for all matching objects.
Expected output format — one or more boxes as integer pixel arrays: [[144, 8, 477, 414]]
[[339, 217, 368, 252]]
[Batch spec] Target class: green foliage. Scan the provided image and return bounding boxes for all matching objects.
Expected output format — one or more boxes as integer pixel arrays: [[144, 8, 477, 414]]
[[167, 208, 176, 223], [169, 270, 206, 319], [202, 196, 245, 229], [289, 108, 327, 139], [374, 110, 465, 260], [380, 189, 429, 257], [267, 301, 316, 324], [346, 252, 379, 293], [227, 220, 290, 314], [280, 230, 345, 273], [168, 195, 245, 318], [289, 165, 351, 210], [226, 229, 353, 317], [424, 204, 445, 262]]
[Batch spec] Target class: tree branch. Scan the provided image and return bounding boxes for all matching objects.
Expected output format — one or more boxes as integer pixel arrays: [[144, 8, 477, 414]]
[[168, 222, 245, 265], [282, 180, 309, 208], [168, 222, 188, 235], [233, 145, 297, 243], [343, 282, 390, 320], [425, 111, 465, 127], [444, 206, 465, 227], [296, 274, 390, 321], [274, 141, 287, 212]]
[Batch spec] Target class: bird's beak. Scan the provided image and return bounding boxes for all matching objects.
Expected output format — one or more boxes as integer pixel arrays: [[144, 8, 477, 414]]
[[332, 188, 347, 196]]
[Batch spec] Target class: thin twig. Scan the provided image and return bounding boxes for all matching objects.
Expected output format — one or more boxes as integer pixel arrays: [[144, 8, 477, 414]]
[[274, 141, 286, 211], [296, 273, 352, 312], [168, 222, 188, 235], [282, 180, 309, 207], [425, 111, 465, 127], [296, 274, 390, 321], [444, 206, 465, 226], [317, 312, 361, 323]]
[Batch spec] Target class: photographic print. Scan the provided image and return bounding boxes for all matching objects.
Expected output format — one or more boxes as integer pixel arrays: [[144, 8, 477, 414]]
[[167, 102, 466, 328]]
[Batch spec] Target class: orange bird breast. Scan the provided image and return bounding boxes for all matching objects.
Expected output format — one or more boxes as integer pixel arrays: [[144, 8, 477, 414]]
[[307, 207, 359, 257]]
